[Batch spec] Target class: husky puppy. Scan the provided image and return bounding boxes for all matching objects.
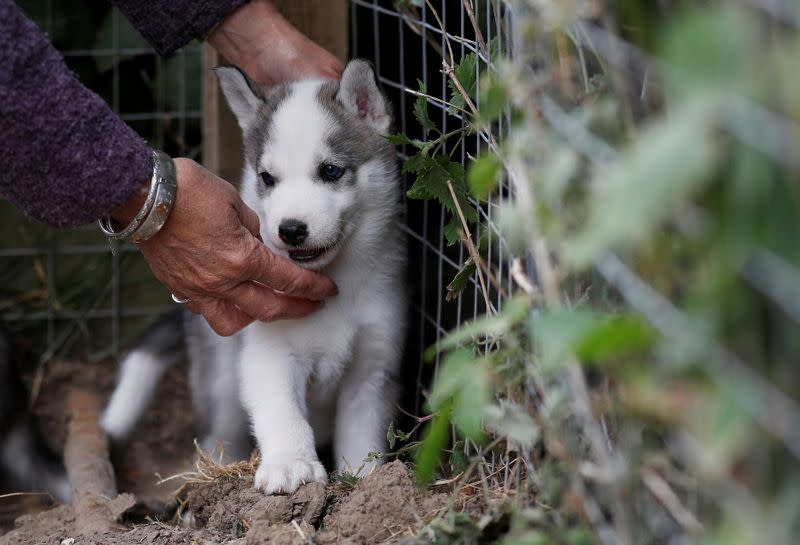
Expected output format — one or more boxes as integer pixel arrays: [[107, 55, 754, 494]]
[[102, 60, 406, 494], [0, 329, 70, 502]]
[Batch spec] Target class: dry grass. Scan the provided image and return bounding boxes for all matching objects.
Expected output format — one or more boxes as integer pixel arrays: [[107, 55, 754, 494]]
[[156, 440, 258, 494]]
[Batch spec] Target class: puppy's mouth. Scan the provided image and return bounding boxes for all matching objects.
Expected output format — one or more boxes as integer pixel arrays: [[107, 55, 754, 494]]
[[288, 244, 335, 263]]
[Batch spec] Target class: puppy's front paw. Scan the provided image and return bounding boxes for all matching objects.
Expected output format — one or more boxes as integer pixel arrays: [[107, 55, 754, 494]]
[[254, 457, 327, 494]]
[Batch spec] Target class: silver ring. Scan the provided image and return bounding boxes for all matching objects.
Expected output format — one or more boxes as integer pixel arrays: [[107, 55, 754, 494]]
[[171, 293, 191, 304]]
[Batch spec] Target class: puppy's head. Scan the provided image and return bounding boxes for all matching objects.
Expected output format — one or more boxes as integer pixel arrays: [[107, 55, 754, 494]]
[[215, 60, 394, 270]]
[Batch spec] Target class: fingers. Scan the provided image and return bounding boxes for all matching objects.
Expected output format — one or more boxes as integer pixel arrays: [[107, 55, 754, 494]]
[[237, 202, 263, 242], [185, 297, 254, 337], [184, 281, 324, 334], [247, 243, 338, 301], [226, 281, 323, 322]]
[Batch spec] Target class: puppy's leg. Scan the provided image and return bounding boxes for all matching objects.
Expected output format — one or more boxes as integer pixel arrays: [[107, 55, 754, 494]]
[[187, 321, 251, 462], [334, 327, 401, 475], [200, 363, 251, 463], [239, 336, 326, 493]]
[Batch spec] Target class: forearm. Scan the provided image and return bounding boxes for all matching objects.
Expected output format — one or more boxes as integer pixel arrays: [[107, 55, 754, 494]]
[[0, 0, 152, 228]]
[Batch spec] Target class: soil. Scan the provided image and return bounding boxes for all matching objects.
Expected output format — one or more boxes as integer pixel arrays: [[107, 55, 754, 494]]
[[2, 460, 446, 545], [0, 360, 448, 544], [28, 358, 199, 508]]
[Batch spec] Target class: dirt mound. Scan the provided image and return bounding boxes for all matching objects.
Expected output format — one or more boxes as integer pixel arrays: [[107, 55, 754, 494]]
[[1, 461, 446, 545], [317, 461, 445, 545], [182, 474, 326, 540]]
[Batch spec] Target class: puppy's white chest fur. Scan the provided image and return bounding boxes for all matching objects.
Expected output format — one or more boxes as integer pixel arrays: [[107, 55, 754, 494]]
[[254, 297, 358, 388]]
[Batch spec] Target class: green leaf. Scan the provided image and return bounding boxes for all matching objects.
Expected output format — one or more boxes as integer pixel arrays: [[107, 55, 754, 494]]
[[485, 401, 540, 448], [565, 529, 595, 545], [428, 349, 489, 441], [498, 204, 533, 256], [540, 148, 580, 206], [448, 53, 477, 114], [503, 531, 554, 545], [660, 6, 754, 96], [443, 216, 462, 246], [402, 152, 435, 176], [448, 441, 470, 474], [478, 74, 509, 124], [415, 402, 453, 487], [386, 133, 413, 146], [467, 153, 503, 199], [406, 157, 476, 218], [452, 369, 489, 441], [407, 156, 479, 246], [446, 258, 476, 301], [414, 80, 437, 133], [330, 471, 360, 487], [428, 348, 476, 409], [386, 422, 411, 450], [530, 309, 653, 372], [427, 296, 530, 359], [446, 233, 489, 299], [577, 315, 654, 361]]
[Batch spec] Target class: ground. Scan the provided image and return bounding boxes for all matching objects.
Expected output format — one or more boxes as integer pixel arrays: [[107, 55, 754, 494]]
[[0, 360, 447, 544], [2, 460, 446, 545]]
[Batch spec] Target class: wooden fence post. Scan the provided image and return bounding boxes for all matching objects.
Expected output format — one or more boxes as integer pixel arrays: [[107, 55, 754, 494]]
[[202, 1, 349, 185]]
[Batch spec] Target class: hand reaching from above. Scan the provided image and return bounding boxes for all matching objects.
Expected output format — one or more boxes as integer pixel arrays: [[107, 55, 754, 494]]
[[207, 0, 343, 86]]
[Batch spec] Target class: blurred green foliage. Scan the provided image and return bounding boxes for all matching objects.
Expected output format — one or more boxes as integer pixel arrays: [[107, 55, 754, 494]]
[[396, 1, 800, 543]]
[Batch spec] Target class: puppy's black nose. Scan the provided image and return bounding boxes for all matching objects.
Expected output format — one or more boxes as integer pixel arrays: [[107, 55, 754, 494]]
[[278, 219, 308, 246]]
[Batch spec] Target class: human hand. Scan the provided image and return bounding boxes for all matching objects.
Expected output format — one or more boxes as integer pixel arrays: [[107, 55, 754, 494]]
[[207, 0, 343, 86], [126, 158, 338, 336]]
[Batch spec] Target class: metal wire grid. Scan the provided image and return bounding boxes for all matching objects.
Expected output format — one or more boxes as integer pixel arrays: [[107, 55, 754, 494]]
[[1, 3, 201, 363], [3, 1, 515, 387], [349, 0, 515, 416]]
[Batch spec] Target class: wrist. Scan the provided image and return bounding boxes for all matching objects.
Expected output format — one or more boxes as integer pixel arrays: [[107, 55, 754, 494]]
[[111, 177, 151, 226], [99, 151, 178, 243]]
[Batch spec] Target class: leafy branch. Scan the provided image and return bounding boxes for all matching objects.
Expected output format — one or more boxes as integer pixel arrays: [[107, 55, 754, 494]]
[[391, 2, 800, 545]]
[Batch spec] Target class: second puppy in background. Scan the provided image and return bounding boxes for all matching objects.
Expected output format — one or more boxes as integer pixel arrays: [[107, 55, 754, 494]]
[[102, 60, 406, 494]]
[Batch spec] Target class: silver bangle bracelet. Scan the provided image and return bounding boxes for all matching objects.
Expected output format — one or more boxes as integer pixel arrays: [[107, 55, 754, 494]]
[[98, 150, 177, 243]]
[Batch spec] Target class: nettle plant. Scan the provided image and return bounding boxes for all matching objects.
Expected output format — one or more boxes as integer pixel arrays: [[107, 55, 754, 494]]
[[393, 2, 800, 544]]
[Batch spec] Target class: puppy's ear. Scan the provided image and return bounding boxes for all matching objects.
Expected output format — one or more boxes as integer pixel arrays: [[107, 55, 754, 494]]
[[214, 66, 265, 130], [337, 60, 391, 135]]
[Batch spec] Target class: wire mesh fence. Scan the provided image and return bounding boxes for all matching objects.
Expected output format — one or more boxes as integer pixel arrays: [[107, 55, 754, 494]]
[[3, 1, 516, 404], [1, 2, 203, 368], [350, 0, 516, 417]]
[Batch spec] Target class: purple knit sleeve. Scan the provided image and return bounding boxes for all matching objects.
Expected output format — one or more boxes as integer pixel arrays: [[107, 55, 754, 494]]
[[0, 0, 153, 228], [111, 0, 250, 56]]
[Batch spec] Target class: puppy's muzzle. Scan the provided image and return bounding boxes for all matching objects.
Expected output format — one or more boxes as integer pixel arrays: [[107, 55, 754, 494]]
[[278, 219, 308, 246]]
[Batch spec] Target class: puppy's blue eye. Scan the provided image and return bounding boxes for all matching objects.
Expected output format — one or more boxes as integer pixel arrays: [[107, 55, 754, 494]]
[[319, 164, 345, 182], [260, 171, 275, 187]]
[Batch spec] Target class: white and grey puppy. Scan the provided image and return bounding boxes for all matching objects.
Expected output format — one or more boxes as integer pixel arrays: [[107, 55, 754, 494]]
[[102, 60, 406, 494]]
